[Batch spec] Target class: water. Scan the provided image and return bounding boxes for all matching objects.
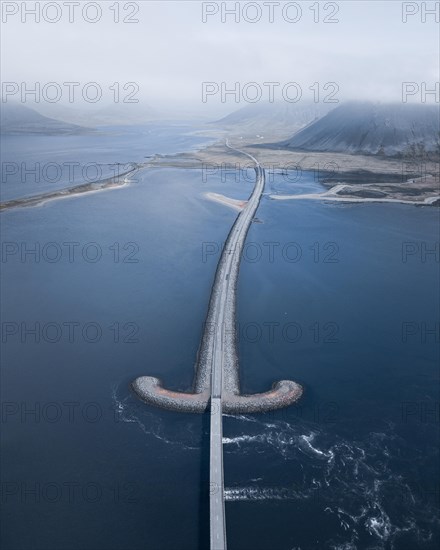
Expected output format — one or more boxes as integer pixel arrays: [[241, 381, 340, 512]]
[[0, 122, 213, 201], [229, 192, 440, 550], [1, 130, 438, 549]]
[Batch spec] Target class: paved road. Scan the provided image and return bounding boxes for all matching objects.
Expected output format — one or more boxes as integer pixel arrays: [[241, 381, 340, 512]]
[[210, 397, 227, 550], [210, 142, 265, 550]]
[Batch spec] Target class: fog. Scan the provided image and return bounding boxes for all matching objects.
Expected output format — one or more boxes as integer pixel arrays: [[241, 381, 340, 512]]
[[1, 0, 439, 118]]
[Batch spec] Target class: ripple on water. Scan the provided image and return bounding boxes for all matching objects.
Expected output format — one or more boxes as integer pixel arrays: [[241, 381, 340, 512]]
[[221, 414, 439, 548]]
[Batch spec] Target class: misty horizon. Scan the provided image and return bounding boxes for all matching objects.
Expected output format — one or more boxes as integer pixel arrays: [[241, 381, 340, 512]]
[[1, 1, 439, 118]]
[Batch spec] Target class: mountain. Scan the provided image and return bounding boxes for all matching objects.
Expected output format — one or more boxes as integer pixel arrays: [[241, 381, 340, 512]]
[[274, 102, 439, 157], [0, 103, 92, 135], [213, 101, 335, 139]]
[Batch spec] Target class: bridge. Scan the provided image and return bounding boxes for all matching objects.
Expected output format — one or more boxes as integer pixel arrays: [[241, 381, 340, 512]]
[[208, 143, 266, 549], [132, 142, 303, 549]]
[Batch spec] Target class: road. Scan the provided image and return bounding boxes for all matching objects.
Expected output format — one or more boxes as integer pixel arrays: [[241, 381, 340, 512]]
[[133, 137, 302, 414], [209, 141, 265, 550]]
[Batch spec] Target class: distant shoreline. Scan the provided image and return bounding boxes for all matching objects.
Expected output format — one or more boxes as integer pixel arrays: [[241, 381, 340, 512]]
[[270, 187, 440, 207], [0, 165, 139, 212], [148, 140, 440, 206], [2, 139, 438, 210]]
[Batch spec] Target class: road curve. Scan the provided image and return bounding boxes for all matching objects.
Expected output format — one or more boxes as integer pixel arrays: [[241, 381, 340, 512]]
[[132, 141, 303, 413]]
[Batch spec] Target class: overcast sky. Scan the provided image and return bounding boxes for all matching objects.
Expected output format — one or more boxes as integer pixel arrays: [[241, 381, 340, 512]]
[[1, 0, 439, 117]]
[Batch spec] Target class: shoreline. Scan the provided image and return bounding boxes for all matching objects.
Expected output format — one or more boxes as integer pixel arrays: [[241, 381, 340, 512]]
[[0, 165, 140, 212], [146, 140, 439, 205], [2, 139, 438, 210], [270, 183, 440, 207]]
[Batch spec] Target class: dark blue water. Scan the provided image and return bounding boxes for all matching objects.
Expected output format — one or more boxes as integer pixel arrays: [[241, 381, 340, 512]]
[[1, 137, 438, 550]]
